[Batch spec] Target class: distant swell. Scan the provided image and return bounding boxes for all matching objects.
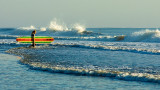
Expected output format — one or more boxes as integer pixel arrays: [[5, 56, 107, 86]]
[[0, 28, 15, 30], [0, 35, 18, 39], [54, 36, 114, 41]]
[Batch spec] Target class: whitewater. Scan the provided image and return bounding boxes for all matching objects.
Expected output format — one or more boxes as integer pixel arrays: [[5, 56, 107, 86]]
[[0, 21, 160, 89]]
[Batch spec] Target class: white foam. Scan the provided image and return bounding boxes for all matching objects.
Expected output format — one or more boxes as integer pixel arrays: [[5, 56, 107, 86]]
[[132, 29, 160, 38], [48, 19, 87, 34], [72, 23, 86, 33], [52, 43, 160, 54], [48, 19, 69, 31], [125, 29, 160, 42], [17, 25, 36, 30], [23, 62, 160, 83], [16, 19, 88, 35], [40, 27, 47, 31]]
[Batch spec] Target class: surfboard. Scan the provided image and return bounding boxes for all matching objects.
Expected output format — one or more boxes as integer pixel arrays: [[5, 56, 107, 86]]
[[16, 36, 54, 44]]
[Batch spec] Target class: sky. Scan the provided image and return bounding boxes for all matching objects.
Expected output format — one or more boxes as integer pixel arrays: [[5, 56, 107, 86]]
[[0, 0, 160, 28]]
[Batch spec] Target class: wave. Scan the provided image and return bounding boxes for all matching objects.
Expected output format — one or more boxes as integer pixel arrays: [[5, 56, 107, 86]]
[[17, 25, 47, 31], [14, 28, 101, 37], [8, 57, 160, 84], [53, 29, 160, 42], [125, 29, 160, 42], [16, 19, 86, 33], [0, 35, 19, 39], [29, 63, 160, 83], [48, 19, 96, 36], [40, 27, 47, 31], [15, 26, 160, 42], [16, 19, 99, 36], [51, 43, 160, 55], [48, 19, 86, 33], [72, 23, 86, 33], [48, 19, 69, 31]]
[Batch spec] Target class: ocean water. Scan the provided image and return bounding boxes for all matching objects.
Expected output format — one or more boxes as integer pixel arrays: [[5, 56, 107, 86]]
[[0, 25, 160, 89]]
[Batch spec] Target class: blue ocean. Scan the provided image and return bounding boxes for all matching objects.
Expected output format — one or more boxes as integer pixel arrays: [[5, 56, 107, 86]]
[[0, 23, 160, 89]]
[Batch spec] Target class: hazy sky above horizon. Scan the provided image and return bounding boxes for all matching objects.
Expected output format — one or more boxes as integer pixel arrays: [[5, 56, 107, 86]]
[[0, 0, 160, 28]]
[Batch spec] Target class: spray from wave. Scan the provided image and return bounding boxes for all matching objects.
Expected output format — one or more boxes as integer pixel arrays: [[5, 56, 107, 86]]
[[125, 29, 160, 42], [17, 25, 47, 32], [48, 19, 88, 34], [72, 23, 86, 33], [17, 25, 36, 30], [17, 19, 89, 34], [48, 19, 69, 31], [40, 27, 47, 31]]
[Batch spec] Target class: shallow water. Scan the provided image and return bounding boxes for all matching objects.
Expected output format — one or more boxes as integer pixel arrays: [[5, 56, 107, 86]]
[[1, 53, 160, 90]]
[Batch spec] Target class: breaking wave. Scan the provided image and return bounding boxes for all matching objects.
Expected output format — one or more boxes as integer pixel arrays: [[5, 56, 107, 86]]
[[25, 62, 160, 84], [72, 23, 86, 33], [48, 19, 93, 35], [16, 19, 96, 35], [1, 30, 160, 43], [16, 26, 160, 43], [125, 29, 160, 42], [48, 19, 69, 31]]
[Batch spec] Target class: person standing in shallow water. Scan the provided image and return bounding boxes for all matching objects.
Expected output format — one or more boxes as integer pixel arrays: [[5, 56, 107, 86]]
[[30, 30, 36, 47]]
